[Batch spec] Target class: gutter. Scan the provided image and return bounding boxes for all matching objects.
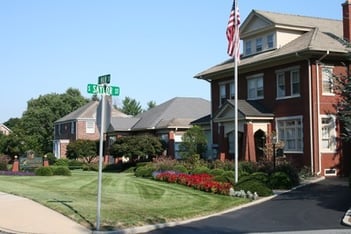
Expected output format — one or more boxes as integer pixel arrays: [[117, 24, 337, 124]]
[[316, 50, 330, 176]]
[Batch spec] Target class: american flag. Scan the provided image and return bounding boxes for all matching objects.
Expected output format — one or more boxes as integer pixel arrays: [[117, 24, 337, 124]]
[[226, 0, 240, 60]]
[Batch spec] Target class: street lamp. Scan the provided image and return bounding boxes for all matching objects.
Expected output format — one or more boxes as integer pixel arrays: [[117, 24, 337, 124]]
[[272, 135, 277, 171]]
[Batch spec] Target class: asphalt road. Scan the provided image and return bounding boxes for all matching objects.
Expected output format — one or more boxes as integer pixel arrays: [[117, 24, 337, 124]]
[[145, 177, 351, 234]]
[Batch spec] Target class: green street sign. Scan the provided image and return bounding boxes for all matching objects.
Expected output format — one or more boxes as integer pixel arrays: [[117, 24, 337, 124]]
[[87, 84, 120, 96], [98, 74, 110, 84], [106, 86, 120, 96], [87, 84, 98, 94]]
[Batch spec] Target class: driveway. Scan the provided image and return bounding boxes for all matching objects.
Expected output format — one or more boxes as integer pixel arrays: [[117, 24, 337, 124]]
[[144, 177, 351, 234]]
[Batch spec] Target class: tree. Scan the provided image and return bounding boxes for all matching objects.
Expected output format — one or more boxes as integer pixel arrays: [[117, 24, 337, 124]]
[[146, 101, 156, 110], [121, 97, 143, 116], [109, 135, 164, 161], [179, 125, 208, 159], [66, 139, 98, 163], [334, 73, 351, 142], [17, 88, 88, 154]]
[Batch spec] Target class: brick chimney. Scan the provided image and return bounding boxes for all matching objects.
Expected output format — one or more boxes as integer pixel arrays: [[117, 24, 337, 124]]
[[342, 0, 351, 41]]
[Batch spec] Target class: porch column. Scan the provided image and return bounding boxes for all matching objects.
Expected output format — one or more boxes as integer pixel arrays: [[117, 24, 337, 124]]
[[168, 131, 175, 158], [243, 122, 256, 162]]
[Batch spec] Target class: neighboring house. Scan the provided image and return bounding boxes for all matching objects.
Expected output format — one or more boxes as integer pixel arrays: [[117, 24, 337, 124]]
[[53, 100, 128, 158], [106, 97, 211, 159], [194, 1, 351, 176], [0, 124, 11, 135]]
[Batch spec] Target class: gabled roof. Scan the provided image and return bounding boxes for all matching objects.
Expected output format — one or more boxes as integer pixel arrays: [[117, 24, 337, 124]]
[[132, 97, 210, 130], [213, 99, 274, 122], [194, 11, 351, 79], [240, 10, 342, 38], [55, 100, 128, 123], [114, 97, 211, 131]]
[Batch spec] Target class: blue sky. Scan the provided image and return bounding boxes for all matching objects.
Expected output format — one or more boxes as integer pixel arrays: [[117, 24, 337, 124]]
[[0, 0, 344, 123]]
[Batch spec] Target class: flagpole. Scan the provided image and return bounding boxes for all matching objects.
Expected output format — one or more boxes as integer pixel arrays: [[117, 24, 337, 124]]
[[234, 0, 239, 184]]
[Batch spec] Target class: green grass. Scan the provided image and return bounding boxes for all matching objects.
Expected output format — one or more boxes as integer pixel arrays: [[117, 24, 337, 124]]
[[0, 171, 248, 230]]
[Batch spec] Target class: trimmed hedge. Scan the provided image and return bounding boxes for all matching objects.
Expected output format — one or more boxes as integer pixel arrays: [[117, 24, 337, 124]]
[[235, 179, 273, 197], [53, 166, 72, 176], [35, 167, 54, 176]]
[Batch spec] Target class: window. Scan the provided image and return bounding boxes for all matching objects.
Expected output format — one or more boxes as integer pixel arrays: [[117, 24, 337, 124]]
[[220, 84, 226, 105], [245, 40, 252, 55], [256, 38, 262, 52], [291, 70, 300, 95], [275, 67, 300, 99], [277, 116, 303, 152], [267, 34, 274, 48], [322, 66, 334, 94], [321, 115, 336, 152], [71, 122, 75, 134], [276, 72, 285, 97], [247, 74, 264, 100], [86, 121, 95, 134]]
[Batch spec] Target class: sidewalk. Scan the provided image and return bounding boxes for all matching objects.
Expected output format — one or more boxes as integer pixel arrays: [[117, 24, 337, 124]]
[[0, 192, 91, 234]]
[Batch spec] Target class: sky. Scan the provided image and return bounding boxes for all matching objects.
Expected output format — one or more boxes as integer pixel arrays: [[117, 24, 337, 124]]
[[0, 0, 345, 123]]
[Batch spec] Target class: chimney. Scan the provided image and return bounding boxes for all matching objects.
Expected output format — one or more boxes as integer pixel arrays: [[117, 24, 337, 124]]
[[342, 0, 351, 41]]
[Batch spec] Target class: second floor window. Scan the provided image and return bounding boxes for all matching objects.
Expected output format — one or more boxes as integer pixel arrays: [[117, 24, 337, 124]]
[[275, 67, 300, 99], [247, 75, 263, 100]]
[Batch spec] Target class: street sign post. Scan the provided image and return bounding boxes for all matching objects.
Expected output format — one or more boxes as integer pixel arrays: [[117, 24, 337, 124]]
[[86, 75, 120, 231]]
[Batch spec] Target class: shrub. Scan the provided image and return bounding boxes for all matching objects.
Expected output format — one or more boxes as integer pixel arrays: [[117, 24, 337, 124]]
[[0, 155, 8, 171], [135, 165, 155, 178], [250, 172, 270, 185], [173, 164, 188, 174], [235, 179, 273, 197], [239, 161, 257, 175], [275, 163, 300, 187], [54, 159, 69, 167], [191, 166, 210, 175], [213, 175, 228, 183], [269, 171, 292, 189], [82, 163, 99, 171], [45, 153, 57, 165], [35, 167, 54, 176], [68, 160, 84, 170], [222, 171, 235, 184], [209, 168, 225, 177], [53, 166, 71, 176]]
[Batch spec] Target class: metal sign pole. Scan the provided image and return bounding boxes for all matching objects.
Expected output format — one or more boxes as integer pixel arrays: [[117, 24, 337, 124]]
[[96, 89, 105, 231]]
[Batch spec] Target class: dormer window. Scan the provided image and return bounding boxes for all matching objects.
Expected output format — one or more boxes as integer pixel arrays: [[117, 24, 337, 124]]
[[243, 33, 275, 56], [245, 40, 252, 55], [267, 34, 274, 48]]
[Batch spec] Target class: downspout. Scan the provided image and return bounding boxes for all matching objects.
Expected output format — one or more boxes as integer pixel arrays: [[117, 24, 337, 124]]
[[308, 59, 314, 175], [316, 50, 330, 175]]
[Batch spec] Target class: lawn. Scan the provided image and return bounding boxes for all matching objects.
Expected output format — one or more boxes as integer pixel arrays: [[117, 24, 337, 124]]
[[0, 171, 248, 230]]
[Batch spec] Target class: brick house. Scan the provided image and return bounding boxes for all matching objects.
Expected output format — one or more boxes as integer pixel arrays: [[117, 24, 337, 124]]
[[106, 97, 211, 159], [53, 100, 128, 158], [194, 1, 351, 176], [54, 97, 210, 160]]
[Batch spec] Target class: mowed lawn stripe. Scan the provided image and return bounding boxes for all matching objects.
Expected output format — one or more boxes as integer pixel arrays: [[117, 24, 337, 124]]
[[0, 171, 249, 229]]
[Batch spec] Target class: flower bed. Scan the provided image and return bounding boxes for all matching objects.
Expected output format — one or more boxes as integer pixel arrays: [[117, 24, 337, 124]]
[[0, 171, 35, 176], [154, 171, 232, 195]]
